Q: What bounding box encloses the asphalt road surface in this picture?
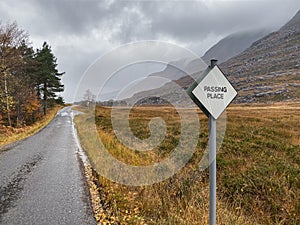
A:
[0,107,96,225]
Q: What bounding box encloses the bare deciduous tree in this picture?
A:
[83,89,96,109]
[0,21,28,126]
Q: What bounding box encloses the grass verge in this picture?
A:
[74,102,300,225]
[0,105,64,149]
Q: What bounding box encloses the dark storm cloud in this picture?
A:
[1,0,299,102]
[0,0,126,37]
[19,0,115,36]
[2,0,298,44]
[2,0,299,40]
[113,0,300,43]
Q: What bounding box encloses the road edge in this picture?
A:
[0,105,64,153]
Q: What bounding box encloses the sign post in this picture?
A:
[209,114,217,225]
[187,59,237,225]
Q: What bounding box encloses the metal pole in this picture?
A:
[209,115,217,225]
[209,58,218,225]
[210,58,218,68]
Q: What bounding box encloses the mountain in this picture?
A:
[148,28,270,81]
[118,10,300,106]
[149,57,206,81]
[202,29,271,64]
[220,10,300,103]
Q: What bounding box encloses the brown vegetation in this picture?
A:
[75,102,300,224]
[0,21,64,128]
[0,105,63,148]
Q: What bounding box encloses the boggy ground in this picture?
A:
[75,102,300,225]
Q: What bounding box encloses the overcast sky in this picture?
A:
[0,0,299,102]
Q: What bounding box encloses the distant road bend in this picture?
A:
[0,107,96,225]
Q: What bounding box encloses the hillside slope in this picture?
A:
[116,10,300,105]
[149,58,206,81]
[220,10,300,103]
[202,29,270,64]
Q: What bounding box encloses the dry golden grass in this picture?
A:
[75,102,300,225]
[0,105,64,148]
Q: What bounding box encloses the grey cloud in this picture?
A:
[0,0,124,37]
[3,0,298,44]
[110,5,153,43]
[1,0,299,102]
[27,0,110,36]
[113,0,300,43]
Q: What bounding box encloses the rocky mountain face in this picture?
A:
[118,10,300,106]
[202,29,271,64]
[220,10,300,103]
[147,28,270,82]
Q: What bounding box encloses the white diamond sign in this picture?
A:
[192,65,237,119]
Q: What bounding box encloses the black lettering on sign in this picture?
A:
[207,93,224,99]
[204,85,227,99]
[204,86,227,93]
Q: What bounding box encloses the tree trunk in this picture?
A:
[16,99,20,127]
[4,74,12,127]
[43,82,47,115]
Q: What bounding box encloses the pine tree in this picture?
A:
[13,40,40,126]
[35,42,64,115]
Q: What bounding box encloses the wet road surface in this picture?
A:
[0,107,96,225]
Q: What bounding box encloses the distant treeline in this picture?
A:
[0,22,64,127]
